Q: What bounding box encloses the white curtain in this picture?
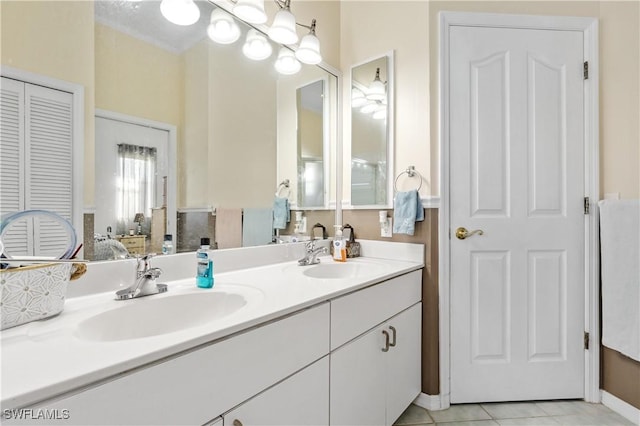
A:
[116,144,156,234]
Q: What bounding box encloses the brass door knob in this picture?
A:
[455,227,484,240]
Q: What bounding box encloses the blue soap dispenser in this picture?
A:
[196,237,214,288]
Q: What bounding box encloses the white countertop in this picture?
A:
[1,250,423,409]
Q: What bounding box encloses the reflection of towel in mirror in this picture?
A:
[243,208,273,247]
[392,190,424,236]
[216,208,243,249]
[273,197,290,230]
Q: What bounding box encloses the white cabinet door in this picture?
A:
[330,303,422,426]
[224,356,329,426]
[385,304,422,425]
[330,325,386,426]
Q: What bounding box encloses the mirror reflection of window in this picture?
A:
[116,144,156,235]
[297,79,325,208]
[350,54,392,207]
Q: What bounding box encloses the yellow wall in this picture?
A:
[95,24,183,128]
[0,0,96,205]
[340,1,431,200]
[340,0,640,200]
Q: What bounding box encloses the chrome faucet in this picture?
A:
[298,240,328,266]
[115,254,168,300]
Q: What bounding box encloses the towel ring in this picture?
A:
[275,179,291,197]
[394,166,423,192]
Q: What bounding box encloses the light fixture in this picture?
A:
[160,0,200,26]
[207,9,241,44]
[274,47,301,75]
[268,0,298,45]
[133,213,145,235]
[352,87,367,108]
[233,0,267,24]
[295,19,321,65]
[367,67,386,101]
[360,101,379,114]
[243,29,273,60]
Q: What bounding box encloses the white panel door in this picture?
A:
[449,26,585,402]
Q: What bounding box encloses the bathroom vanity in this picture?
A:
[1,241,423,426]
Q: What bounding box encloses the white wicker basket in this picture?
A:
[0,262,85,330]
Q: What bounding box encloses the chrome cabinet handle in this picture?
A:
[389,326,397,347]
[382,330,390,352]
[455,227,484,240]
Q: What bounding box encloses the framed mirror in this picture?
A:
[0,0,338,260]
[349,52,394,208]
[297,78,329,209]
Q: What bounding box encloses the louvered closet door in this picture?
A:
[0,77,27,254]
[25,84,73,257]
[0,78,73,257]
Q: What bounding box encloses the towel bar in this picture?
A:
[275,179,291,197]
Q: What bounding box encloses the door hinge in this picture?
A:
[584,331,590,350]
[584,197,590,215]
[584,61,589,80]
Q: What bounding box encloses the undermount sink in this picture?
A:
[75,291,249,342]
[302,261,386,279]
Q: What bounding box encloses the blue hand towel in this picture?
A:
[272,197,290,230]
[392,190,424,235]
[243,208,274,247]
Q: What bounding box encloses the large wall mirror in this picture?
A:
[0,0,338,261]
[349,52,394,208]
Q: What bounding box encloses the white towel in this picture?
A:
[598,199,640,362]
[392,190,425,235]
[242,208,273,247]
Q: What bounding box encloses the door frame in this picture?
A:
[1,65,85,257]
[438,12,600,408]
[95,109,178,244]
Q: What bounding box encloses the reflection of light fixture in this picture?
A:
[243,29,273,60]
[360,101,379,114]
[268,0,298,45]
[160,0,200,26]
[295,19,321,64]
[207,9,241,44]
[367,67,386,101]
[133,213,145,235]
[274,47,301,75]
[352,87,367,108]
[233,0,267,24]
[372,104,387,120]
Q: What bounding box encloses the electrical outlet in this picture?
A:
[300,217,307,233]
[381,218,393,238]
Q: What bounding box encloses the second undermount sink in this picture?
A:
[302,260,387,279]
[75,290,252,342]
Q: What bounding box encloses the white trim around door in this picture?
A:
[1,65,85,257]
[438,12,600,408]
[95,109,178,244]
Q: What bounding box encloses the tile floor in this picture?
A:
[394,401,635,426]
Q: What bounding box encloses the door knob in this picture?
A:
[455,227,484,240]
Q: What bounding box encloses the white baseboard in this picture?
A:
[413,393,449,411]
[601,390,640,425]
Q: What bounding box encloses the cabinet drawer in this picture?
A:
[223,356,329,426]
[330,270,421,350]
[119,237,144,248]
[22,303,330,426]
